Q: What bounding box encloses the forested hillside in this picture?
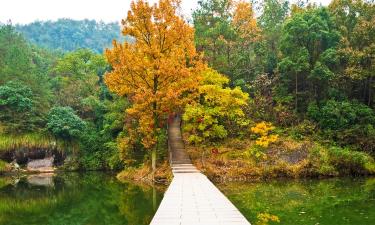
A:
[16,19,122,53]
[0,24,124,171]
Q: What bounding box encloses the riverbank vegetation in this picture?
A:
[0,0,374,181]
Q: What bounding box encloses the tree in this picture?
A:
[329,0,375,106]
[47,107,86,141]
[51,49,107,119]
[0,24,55,131]
[183,68,249,164]
[231,1,262,82]
[278,7,341,112]
[193,0,234,77]
[104,0,202,174]
[193,0,262,84]
[0,81,33,132]
[258,0,289,75]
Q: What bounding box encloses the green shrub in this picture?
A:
[308,144,338,176]
[328,147,375,175]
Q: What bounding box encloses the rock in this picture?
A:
[10,160,20,171]
[27,157,55,172]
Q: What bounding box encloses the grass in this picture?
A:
[0,133,68,153]
[0,160,9,174]
[117,161,173,185]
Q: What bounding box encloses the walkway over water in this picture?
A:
[150,117,250,225]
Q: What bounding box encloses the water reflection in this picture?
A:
[218,177,375,225]
[26,173,54,187]
[0,172,164,225]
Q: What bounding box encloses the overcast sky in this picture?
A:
[1,0,332,25]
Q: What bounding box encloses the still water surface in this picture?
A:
[0,172,164,225]
[218,177,375,225]
[1,173,374,225]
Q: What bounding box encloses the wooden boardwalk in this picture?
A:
[150,116,250,225]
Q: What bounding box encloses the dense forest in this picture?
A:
[15,19,123,53]
[1,0,374,180]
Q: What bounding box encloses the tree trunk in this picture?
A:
[295,72,298,112]
[368,76,373,106]
[151,147,156,181]
[152,75,158,181]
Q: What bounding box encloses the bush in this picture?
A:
[308,100,375,130]
[79,124,125,171]
[289,120,317,140]
[327,147,375,175]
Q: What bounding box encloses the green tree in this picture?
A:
[47,107,86,141]
[193,0,262,84]
[278,7,341,112]
[329,0,375,106]
[258,0,289,75]
[0,81,33,132]
[50,49,107,119]
[0,24,55,131]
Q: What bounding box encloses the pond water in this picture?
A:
[1,173,374,225]
[0,172,164,225]
[217,177,375,225]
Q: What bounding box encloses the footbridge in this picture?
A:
[150,116,251,225]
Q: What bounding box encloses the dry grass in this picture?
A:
[117,160,173,185]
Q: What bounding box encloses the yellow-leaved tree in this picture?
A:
[183,68,249,165]
[104,0,202,174]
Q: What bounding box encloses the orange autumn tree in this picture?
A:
[104,0,202,174]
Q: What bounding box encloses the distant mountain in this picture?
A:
[16,19,123,53]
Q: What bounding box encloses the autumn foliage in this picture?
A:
[104,0,202,151]
[250,122,278,148]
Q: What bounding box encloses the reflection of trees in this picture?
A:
[118,183,163,225]
[0,173,164,225]
[218,178,375,225]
